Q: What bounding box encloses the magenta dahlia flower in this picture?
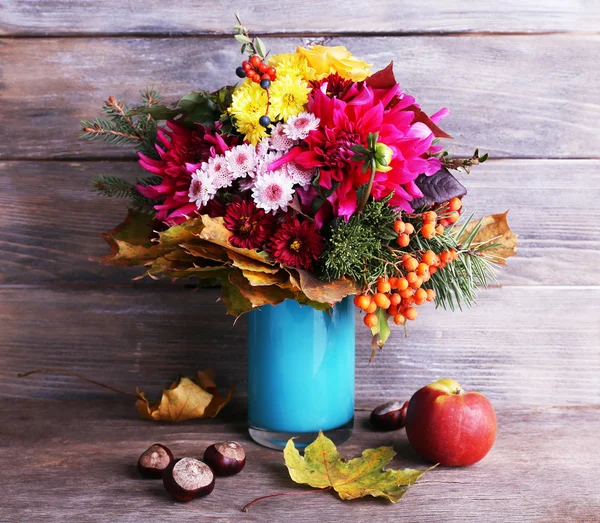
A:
[268,217,324,271]
[136,120,238,225]
[271,74,446,223]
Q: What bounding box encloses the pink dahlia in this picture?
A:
[271,73,447,223]
[136,120,238,225]
[268,217,324,271]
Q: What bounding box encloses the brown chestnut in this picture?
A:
[204,441,246,476]
[137,444,174,478]
[370,400,409,431]
[163,457,215,502]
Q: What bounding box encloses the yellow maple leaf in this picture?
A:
[136,369,234,422]
[284,431,429,502]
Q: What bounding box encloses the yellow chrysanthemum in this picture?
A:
[296,45,372,82]
[269,75,310,122]
[234,113,269,145]
[229,80,268,120]
[268,53,316,82]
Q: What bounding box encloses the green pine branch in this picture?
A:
[410,215,500,311]
[81,90,163,159]
[91,174,158,215]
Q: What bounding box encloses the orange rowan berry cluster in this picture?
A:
[355,197,465,333]
[437,197,463,228]
[354,253,440,328]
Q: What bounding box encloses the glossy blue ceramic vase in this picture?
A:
[247,297,355,450]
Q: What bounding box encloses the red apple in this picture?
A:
[405,378,496,466]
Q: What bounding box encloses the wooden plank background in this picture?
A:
[1,2,600,522]
[1,3,599,407]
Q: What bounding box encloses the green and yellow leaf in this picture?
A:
[284,431,428,502]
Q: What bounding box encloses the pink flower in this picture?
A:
[271,75,446,222]
[136,120,238,225]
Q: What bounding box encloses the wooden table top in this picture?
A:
[2,398,599,522]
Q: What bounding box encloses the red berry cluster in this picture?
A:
[242,55,277,85]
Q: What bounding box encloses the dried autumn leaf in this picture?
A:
[293,269,358,306]
[229,270,295,309]
[459,211,518,265]
[227,250,279,273]
[199,215,271,263]
[100,211,159,266]
[136,369,234,422]
[284,431,428,503]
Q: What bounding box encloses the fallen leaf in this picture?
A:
[284,431,428,502]
[136,370,234,422]
[459,211,518,265]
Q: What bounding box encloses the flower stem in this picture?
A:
[357,159,377,214]
[242,487,331,512]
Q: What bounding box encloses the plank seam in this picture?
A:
[1,30,600,39]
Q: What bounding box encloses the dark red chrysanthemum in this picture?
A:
[268,217,324,271]
[223,200,275,250]
[310,73,354,100]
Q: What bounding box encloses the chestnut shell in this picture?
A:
[370,400,409,431]
[203,441,246,476]
[162,457,215,502]
[137,443,174,479]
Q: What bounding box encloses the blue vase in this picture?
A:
[247,296,355,450]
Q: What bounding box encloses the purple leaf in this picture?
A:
[410,167,467,208]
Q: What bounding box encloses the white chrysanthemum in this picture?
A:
[225,143,258,179]
[188,168,218,209]
[205,155,233,189]
[252,169,295,213]
[286,162,317,187]
[269,122,298,152]
[256,137,270,158]
[283,112,320,140]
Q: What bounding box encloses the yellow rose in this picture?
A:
[296,45,372,82]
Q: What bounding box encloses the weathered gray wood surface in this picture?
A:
[3,287,599,406]
[0,398,598,523]
[2,0,599,35]
[2,159,598,285]
[0,2,599,520]
[1,35,599,160]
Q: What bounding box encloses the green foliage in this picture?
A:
[81,89,162,159]
[91,174,159,215]
[126,86,241,137]
[234,13,269,58]
[319,197,399,283]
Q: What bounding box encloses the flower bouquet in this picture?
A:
[83,17,516,448]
